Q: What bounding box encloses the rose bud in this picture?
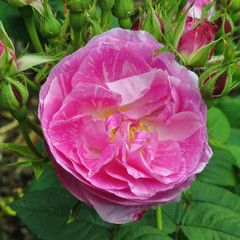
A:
[112,0,135,29]
[221,0,240,12]
[98,0,115,30]
[40,3,61,44]
[199,65,232,98]
[184,16,199,33]
[215,15,234,35]
[81,18,101,43]
[183,0,215,19]
[177,20,218,66]
[132,3,164,41]
[67,0,92,12]
[0,77,28,119]
[0,41,17,76]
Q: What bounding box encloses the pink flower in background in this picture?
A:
[184,0,214,19]
[178,20,218,65]
[0,41,17,75]
[0,41,17,65]
[39,28,212,224]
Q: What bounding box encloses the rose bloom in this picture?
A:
[183,0,214,19]
[39,29,212,224]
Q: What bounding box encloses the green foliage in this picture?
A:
[207,106,230,144]
[112,225,173,240]
[10,188,114,240]
[0,143,35,157]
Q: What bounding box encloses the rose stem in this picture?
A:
[19,6,44,53]
[18,120,43,158]
[33,63,53,84]
[73,28,81,51]
[25,117,44,138]
[155,206,163,230]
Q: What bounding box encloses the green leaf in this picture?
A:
[181,203,240,240]
[227,128,240,145]
[216,96,240,129]
[190,181,240,212]
[226,145,240,167]
[28,169,62,192]
[10,188,114,240]
[197,145,239,186]
[208,136,228,150]
[0,20,15,52]
[8,158,39,167]
[122,209,177,235]
[17,54,57,72]
[162,200,183,225]
[207,107,230,144]
[173,2,193,49]
[0,2,28,42]
[0,143,35,157]
[113,225,173,240]
[32,161,44,180]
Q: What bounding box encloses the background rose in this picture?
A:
[39,28,212,224]
[183,0,214,19]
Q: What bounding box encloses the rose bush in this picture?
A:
[38,28,212,224]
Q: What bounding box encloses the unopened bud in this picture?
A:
[140,3,164,41]
[221,0,240,12]
[82,18,101,43]
[67,0,92,13]
[40,4,61,40]
[177,20,218,66]
[199,65,232,98]
[112,0,134,29]
[98,0,115,11]
[0,77,28,119]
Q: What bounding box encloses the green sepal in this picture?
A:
[67,0,92,13]
[200,64,233,98]
[0,80,20,111]
[0,21,15,52]
[112,0,134,19]
[17,54,57,72]
[186,37,224,67]
[98,0,115,12]
[141,0,162,41]
[67,201,82,224]
[5,76,29,106]
[173,1,193,49]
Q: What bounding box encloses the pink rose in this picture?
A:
[183,0,214,19]
[39,29,212,224]
[177,20,218,66]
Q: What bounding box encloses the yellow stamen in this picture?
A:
[110,128,117,144]
[129,120,147,142]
